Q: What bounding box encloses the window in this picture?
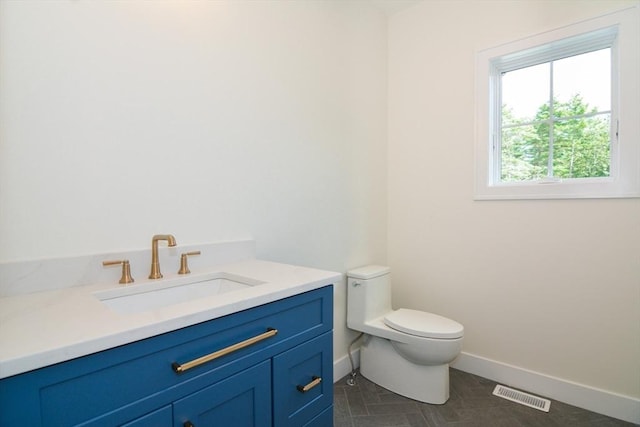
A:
[501,47,612,182]
[474,6,639,200]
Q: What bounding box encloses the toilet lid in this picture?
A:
[384,309,464,339]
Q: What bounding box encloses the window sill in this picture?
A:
[474,178,640,200]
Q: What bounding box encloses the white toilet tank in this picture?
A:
[347,265,392,330]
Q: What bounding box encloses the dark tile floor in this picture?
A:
[333,369,638,427]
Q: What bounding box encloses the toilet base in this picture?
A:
[360,335,450,404]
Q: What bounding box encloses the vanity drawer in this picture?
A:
[272,331,333,427]
[1,286,332,427]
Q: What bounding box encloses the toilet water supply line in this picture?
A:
[346,332,364,386]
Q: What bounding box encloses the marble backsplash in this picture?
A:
[0,240,255,298]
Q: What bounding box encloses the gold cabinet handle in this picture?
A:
[172,328,278,374]
[297,376,322,393]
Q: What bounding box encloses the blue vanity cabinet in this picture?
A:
[0,286,333,427]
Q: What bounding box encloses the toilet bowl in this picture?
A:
[347,265,463,404]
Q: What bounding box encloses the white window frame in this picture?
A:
[474,6,640,200]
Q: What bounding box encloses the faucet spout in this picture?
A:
[149,234,177,279]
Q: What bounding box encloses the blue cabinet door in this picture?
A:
[272,332,333,427]
[173,360,272,427]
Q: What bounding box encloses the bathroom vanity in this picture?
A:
[0,241,339,426]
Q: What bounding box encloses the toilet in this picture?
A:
[347,265,464,404]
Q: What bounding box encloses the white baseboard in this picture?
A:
[333,348,360,383]
[451,351,640,425]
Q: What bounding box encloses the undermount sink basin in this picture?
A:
[94,272,265,314]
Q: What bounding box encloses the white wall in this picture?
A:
[0,0,387,362]
[388,0,640,401]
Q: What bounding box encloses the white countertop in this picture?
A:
[0,259,341,379]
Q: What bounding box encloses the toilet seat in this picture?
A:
[384,309,464,339]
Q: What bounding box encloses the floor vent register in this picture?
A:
[493,384,551,412]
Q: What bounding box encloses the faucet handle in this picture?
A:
[103,259,135,284]
[178,251,201,275]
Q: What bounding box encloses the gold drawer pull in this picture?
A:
[297,376,322,393]
[172,328,278,374]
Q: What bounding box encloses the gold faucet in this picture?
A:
[178,251,201,275]
[149,234,177,279]
[102,259,135,284]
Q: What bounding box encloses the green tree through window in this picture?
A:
[501,95,610,182]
